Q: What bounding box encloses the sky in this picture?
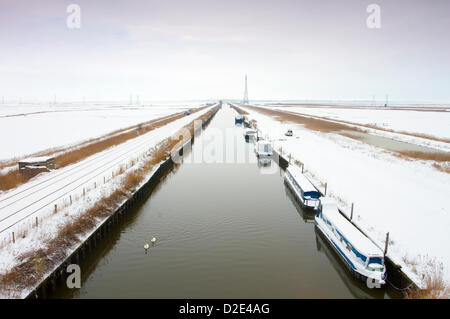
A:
[0,0,449,103]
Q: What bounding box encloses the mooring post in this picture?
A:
[36,216,38,227]
[384,232,390,255]
[301,163,304,173]
[324,183,328,196]
[350,203,354,220]
[70,195,72,205]
[12,232,15,243]
[54,204,57,213]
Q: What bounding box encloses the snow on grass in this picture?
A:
[263,104,450,148]
[243,107,450,289]
[0,102,202,161]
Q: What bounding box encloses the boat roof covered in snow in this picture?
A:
[319,197,383,257]
[286,165,318,194]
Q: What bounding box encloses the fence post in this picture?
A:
[301,163,304,173]
[350,203,354,220]
[70,195,72,205]
[54,204,57,213]
[324,183,328,196]
[36,217,38,227]
[83,188,85,197]
[384,232,390,255]
[12,232,15,243]
[104,176,106,184]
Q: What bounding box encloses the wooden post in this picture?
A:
[36,217,38,227]
[350,203,354,220]
[324,183,328,196]
[94,182,96,189]
[384,232,390,255]
[70,195,72,205]
[12,232,15,243]
[289,154,291,163]
[104,176,106,184]
[83,188,85,197]
[54,204,57,213]
[301,163,304,173]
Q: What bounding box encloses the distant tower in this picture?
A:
[243,75,249,104]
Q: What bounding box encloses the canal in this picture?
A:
[51,104,400,298]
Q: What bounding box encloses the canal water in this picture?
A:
[339,129,448,154]
[51,105,400,298]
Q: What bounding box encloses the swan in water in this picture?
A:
[151,237,156,244]
[144,243,149,250]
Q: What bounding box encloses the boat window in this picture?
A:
[304,191,319,199]
[368,257,384,265]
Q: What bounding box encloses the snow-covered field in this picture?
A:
[243,106,450,287]
[261,104,450,142]
[0,105,214,298]
[0,102,202,161]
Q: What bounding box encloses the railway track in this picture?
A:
[0,106,213,237]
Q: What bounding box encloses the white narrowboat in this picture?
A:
[315,197,387,287]
[284,165,320,210]
[244,129,258,142]
[255,141,273,157]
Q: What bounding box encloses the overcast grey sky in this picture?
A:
[1,0,449,102]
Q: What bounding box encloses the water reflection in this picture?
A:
[284,181,315,224]
[257,157,272,167]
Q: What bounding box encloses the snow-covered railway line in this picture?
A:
[0,107,212,240]
[0,133,162,234]
[0,111,185,206]
[0,112,184,209]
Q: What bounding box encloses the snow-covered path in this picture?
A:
[0,106,213,242]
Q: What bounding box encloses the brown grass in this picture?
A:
[0,168,49,191]
[242,104,365,134]
[230,104,249,115]
[0,106,219,297]
[433,163,450,173]
[393,151,450,163]
[404,260,450,299]
[0,108,207,192]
